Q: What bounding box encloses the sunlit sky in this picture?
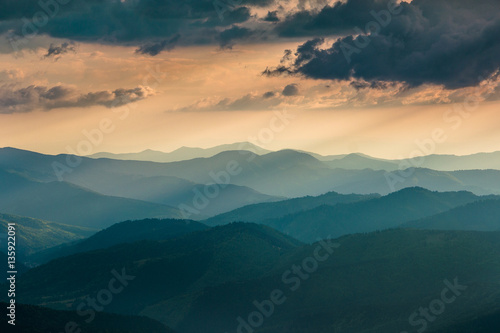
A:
[0,0,499,159]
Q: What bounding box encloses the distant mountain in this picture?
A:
[88,142,272,162]
[32,218,209,264]
[318,151,500,171]
[324,153,400,170]
[0,213,94,263]
[0,302,174,333]
[399,151,500,171]
[87,148,500,171]
[405,198,500,231]
[16,223,302,324]
[0,168,182,229]
[63,174,281,218]
[15,227,500,333]
[294,150,348,161]
[205,191,380,226]
[331,167,500,196]
[255,187,492,242]
[321,151,500,171]
[3,147,500,198]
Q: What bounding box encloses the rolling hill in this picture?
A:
[405,198,500,231]
[32,218,209,264]
[3,147,500,199]
[63,174,281,218]
[12,226,500,333]
[324,153,400,170]
[169,230,500,333]
[0,168,183,229]
[399,151,500,171]
[250,187,494,242]
[0,213,95,263]
[88,142,271,162]
[204,190,380,226]
[0,302,174,333]
[15,223,302,320]
[431,308,500,333]
[88,147,500,172]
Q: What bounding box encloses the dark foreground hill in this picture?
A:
[12,224,500,333]
[0,213,94,263]
[15,223,302,319]
[171,230,500,333]
[0,302,174,333]
[431,308,500,333]
[32,218,209,264]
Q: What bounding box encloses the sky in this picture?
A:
[0,0,499,159]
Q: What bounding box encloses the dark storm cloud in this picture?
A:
[350,80,396,90]
[262,91,276,98]
[0,84,154,113]
[275,0,392,37]
[2,0,275,54]
[263,11,280,22]
[265,0,500,89]
[135,34,180,56]
[44,41,75,59]
[218,26,255,49]
[282,84,299,96]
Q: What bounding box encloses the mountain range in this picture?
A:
[3,147,500,202]
[206,187,499,242]
[2,144,500,332]
[88,142,272,162]
[0,168,182,229]
[9,223,500,333]
[87,143,500,171]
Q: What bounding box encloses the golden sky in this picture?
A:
[1,0,499,158]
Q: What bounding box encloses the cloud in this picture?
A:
[282,83,300,96]
[265,0,500,89]
[0,84,155,113]
[170,75,500,113]
[135,34,181,56]
[0,69,24,82]
[1,0,275,54]
[263,11,280,22]
[274,0,391,37]
[263,91,276,98]
[44,42,76,59]
[350,80,397,90]
[218,25,255,49]
[170,91,286,112]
